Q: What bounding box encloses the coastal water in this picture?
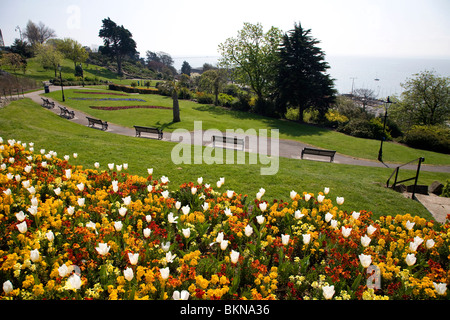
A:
[173,55,450,97]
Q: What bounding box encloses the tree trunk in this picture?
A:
[117,55,123,76]
[172,89,180,123]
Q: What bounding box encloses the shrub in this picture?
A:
[402,125,450,154]
[195,92,214,105]
[108,84,159,95]
[338,118,392,141]
[442,180,450,198]
[218,93,235,107]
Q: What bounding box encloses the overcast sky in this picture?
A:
[1,0,450,59]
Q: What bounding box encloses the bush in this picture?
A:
[108,84,159,95]
[195,92,214,105]
[402,125,450,154]
[218,93,235,107]
[337,118,392,141]
[442,180,450,198]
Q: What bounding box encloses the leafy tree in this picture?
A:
[275,22,335,122]
[199,69,227,106]
[98,17,137,75]
[393,70,449,127]
[23,20,56,47]
[54,38,89,70]
[10,39,33,58]
[218,22,282,113]
[181,61,192,76]
[35,43,63,77]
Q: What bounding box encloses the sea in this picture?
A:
[173,55,450,98]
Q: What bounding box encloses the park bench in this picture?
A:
[134,126,163,140]
[213,135,245,151]
[301,147,336,162]
[58,106,75,119]
[41,98,55,109]
[87,117,108,131]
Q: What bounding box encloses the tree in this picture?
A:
[35,43,63,77]
[218,22,282,113]
[23,20,56,47]
[199,69,227,106]
[181,61,192,76]
[275,22,335,122]
[396,70,449,127]
[55,38,89,70]
[98,17,137,75]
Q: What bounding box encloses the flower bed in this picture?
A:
[89,106,171,111]
[73,91,128,96]
[0,137,449,300]
[69,97,146,102]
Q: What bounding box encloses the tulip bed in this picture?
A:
[0,137,449,300]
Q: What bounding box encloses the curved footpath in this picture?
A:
[13,86,450,222]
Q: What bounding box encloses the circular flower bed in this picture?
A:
[0,137,449,300]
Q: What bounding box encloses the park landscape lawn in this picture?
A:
[43,88,450,166]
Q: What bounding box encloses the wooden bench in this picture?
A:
[301,147,336,162]
[87,117,108,131]
[213,135,245,151]
[134,126,163,140]
[41,98,55,109]
[58,106,75,119]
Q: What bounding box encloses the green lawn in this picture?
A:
[1,98,448,220]
[44,88,450,166]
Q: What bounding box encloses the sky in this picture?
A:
[1,0,450,60]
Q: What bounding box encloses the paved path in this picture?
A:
[25,86,450,173]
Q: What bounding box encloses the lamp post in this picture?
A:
[58,64,65,102]
[377,96,392,163]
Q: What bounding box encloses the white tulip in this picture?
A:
[122,196,131,206]
[16,221,27,233]
[160,267,170,280]
[30,249,40,262]
[317,194,325,203]
[224,207,232,216]
[181,205,190,215]
[175,201,181,210]
[197,177,203,184]
[256,215,265,225]
[95,243,110,256]
[259,202,267,212]
[244,224,253,237]
[58,264,69,277]
[77,198,85,207]
[336,197,344,205]
[16,211,26,222]
[325,212,333,222]
[367,225,377,235]
[352,211,360,220]
[67,274,82,290]
[114,221,123,231]
[124,267,134,281]
[341,226,352,238]
[220,240,229,250]
[294,210,304,219]
[358,254,372,268]
[227,190,234,198]
[46,230,55,241]
[426,239,435,249]
[230,250,240,264]
[304,194,311,201]
[281,234,290,246]
[361,235,371,247]
[405,220,415,230]
[191,187,197,195]
[161,190,169,199]
[118,207,127,217]
[324,187,330,195]
[173,290,190,300]
[433,282,447,295]
[290,190,297,200]
[182,228,191,238]
[143,228,151,238]
[3,280,13,294]
[322,285,335,300]
[405,253,416,266]
[128,252,139,265]
[302,233,311,245]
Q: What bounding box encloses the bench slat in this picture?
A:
[301,147,336,162]
[134,126,163,140]
[87,117,108,131]
[212,135,244,150]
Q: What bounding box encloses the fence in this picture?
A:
[386,157,425,200]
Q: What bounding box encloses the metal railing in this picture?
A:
[386,157,425,200]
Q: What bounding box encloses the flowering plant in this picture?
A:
[0,137,449,300]
[89,106,171,111]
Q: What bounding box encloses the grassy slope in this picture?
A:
[1,98,448,220]
[44,89,450,166]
